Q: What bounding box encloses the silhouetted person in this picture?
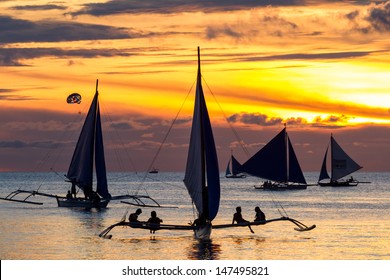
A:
[66,190,72,200]
[232,206,254,233]
[254,206,266,222]
[71,182,77,198]
[129,208,142,222]
[147,211,163,233]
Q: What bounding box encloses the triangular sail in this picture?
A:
[95,100,110,198]
[318,146,330,182]
[225,159,232,176]
[66,90,97,195]
[331,136,362,181]
[287,137,307,184]
[183,47,220,222]
[241,128,287,182]
[231,155,242,176]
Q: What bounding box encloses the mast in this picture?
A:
[285,124,288,183]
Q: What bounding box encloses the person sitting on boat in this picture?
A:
[147,211,163,234]
[66,190,73,200]
[129,208,143,223]
[254,206,266,222]
[192,213,207,229]
[232,206,254,233]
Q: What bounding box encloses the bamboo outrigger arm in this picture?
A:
[98,216,315,239]
[0,189,59,205]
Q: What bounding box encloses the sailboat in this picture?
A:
[1,80,163,208]
[98,48,315,239]
[240,127,307,190]
[225,154,246,178]
[56,80,110,208]
[318,134,362,187]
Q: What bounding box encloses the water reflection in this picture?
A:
[188,238,221,260]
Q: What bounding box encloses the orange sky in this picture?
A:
[1,0,390,172]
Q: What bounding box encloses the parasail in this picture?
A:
[67,93,82,104]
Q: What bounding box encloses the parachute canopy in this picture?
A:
[67,93,82,104]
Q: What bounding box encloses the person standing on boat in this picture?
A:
[66,190,73,200]
[129,208,143,223]
[232,206,254,233]
[147,211,163,234]
[254,206,266,222]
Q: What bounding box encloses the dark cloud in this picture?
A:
[73,0,304,16]
[238,51,373,62]
[311,115,351,129]
[227,113,354,129]
[0,47,133,66]
[366,1,390,32]
[10,4,67,11]
[0,15,133,44]
[0,140,61,149]
[228,113,283,126]
[0,94,39,101]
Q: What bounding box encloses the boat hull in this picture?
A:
[194,223,212,240]
[56,197,110,208]
[319,181,358,187]
[225,174,246,179]
[255,183,307,191]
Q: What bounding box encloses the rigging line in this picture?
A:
[49,94,91,174]
[98,95,141,178]
[201,76,251,159]
[134,79,196,195]
[269,190,289,217]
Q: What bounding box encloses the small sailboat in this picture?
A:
[318,134,362,187]
[240,127,307,190]
[99,48,315,239]
[225,154,246,178]
[148,168,159,174]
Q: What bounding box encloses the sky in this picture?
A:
[1,0,390,174]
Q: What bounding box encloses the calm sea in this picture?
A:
[0,172,389,260]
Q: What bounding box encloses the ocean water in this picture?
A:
[0,172,389,260]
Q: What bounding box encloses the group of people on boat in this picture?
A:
[232,206,266,233]
[127,206,266,234]
[128,208,163,234]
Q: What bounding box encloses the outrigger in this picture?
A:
[0,189,166,208]
[99,216,315,239]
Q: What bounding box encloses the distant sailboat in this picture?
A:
[225,154,246,178]
[318,134,362,187]
[240,127,307,190]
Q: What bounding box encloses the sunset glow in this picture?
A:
[1,0,390,172]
